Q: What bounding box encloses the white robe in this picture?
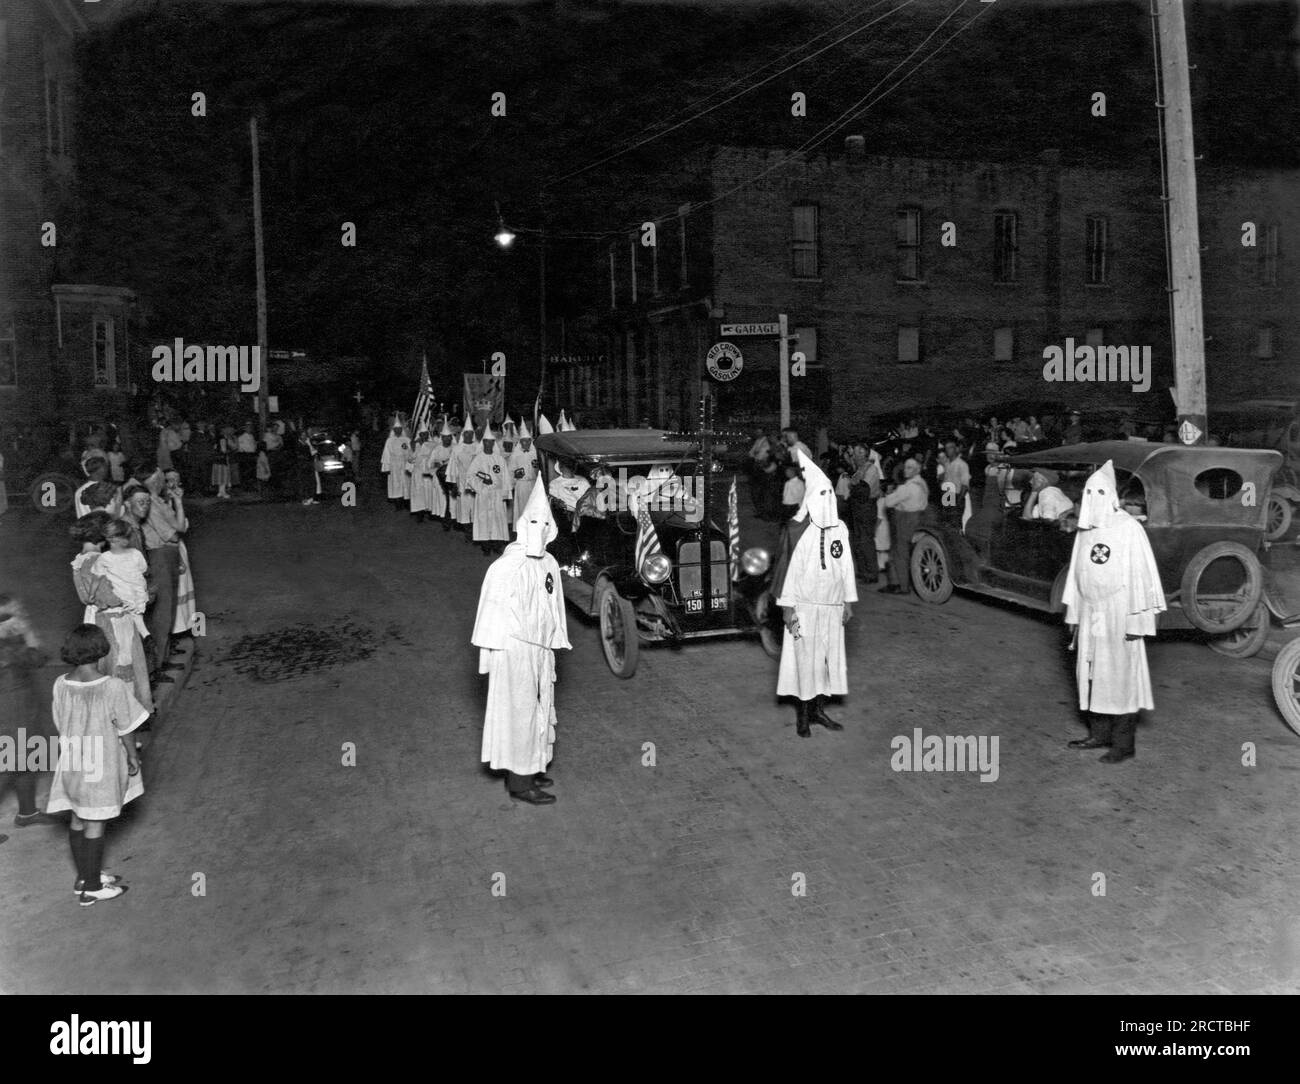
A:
[776,520,857,699]
[426,442,452,517]
[508,446,540,520]
[408,440,439,514]
[447,441,479,524]
[1061,515,1165,714]
[473,547,571,775]
[380,434,411,500]
[467,449,511,541]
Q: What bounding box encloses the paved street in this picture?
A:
[2,479,1299,995]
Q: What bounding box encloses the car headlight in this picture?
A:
[641,553,672,584]
[741,547,770,576]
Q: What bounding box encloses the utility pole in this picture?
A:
[250,115,269,433]
[1154,0,1207,445]
[778,312,790,429]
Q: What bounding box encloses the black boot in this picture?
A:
[1068,713,1114,749]
[795,699,811,737]
[808,696,844,731]
[1100,714,1136,763]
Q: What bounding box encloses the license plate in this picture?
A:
[685,598,703,613]
[711,596,728,611]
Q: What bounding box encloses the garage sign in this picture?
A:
[706,341,744,382]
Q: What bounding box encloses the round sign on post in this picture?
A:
[706,341,744,382]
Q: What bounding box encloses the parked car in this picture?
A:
[304,428,348,496]
[533,428,780,678]
[906,441,1283,656]
[1210,399,1300,541]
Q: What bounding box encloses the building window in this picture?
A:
[0,321,16,386]
[1085,215,1109,285]
[792,203,819,278]
[1085,327,1105,348]
[1258,224,1279,287]
[1255,325,1276,359]
[993,326,1014,363]
[993,211,1019,283]
[897,326,920,364]
[792,326,818,364]
[93,316,116,387]
[896,207,922,282]
[43,55,66,158]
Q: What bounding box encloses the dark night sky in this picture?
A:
[66,0,1299,399]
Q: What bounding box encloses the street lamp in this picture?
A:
[493,201,545,411]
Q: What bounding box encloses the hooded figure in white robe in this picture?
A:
[408,430,437,516]
[472,480,572,804]
[1061,459,1165,762]
[427,418,454,522]
[446,416,479,526]
[380,417,411,504]
[771,448,857,735]
[467,421,511,549]
[507,419,539,520]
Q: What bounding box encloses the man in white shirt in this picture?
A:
[880,458,929,595]
[781,427,813,463]
[1022,467,1074,522]
[548,462,591,515]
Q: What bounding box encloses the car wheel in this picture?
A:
[1178,541,1263,635]
[910,534,954,604]
[29,472,78,514]
[1265,494,1293,541]
[1271,636,1300,737]
[598,582,639,679]
[754,590,782,659]
[1208,602,1269,659]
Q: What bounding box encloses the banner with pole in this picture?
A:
[463,371,505,427]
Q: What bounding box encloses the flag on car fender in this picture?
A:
[728,475,741,581]
[633,493,662,574]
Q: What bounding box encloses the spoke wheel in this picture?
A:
[1265,494,1293,542]
[909,535,954,603]
[1271,636,1300,737]
[1208,602,1269,659]
[598,582,639,678]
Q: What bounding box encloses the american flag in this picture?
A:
[633,493,663,572]
[727,475,741,580]
[410,355,434,437]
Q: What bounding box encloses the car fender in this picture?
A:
[1272,483,1300,504]
[911,526,976,586]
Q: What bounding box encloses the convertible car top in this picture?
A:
[533,429,705,465]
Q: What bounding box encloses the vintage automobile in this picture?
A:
[1209,399,1300,541]
[532,428,780,678]
[907,441,1283,657]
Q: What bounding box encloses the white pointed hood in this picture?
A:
[792,447,839,528]
[1077,460,1122,530]
[514,472,557,557]
[439,417,453,437]
[517,419,532,440]
[537,414,554,435]
[558,410,569,430]
[482,420,496,442]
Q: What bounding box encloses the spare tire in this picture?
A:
[1179,540,1263,635]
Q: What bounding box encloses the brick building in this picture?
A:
[597,141,1299,435]
[0,0,137,453]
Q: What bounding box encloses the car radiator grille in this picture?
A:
[678,539,730,611]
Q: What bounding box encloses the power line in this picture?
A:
[543,0,918,191]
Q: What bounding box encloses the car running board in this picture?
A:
[965,583,1055,613]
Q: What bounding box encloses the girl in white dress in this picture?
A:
[46,625,147,906]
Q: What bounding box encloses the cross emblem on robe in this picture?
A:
[1090,543,1111,564]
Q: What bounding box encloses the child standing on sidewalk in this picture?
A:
[45,625,148,906]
